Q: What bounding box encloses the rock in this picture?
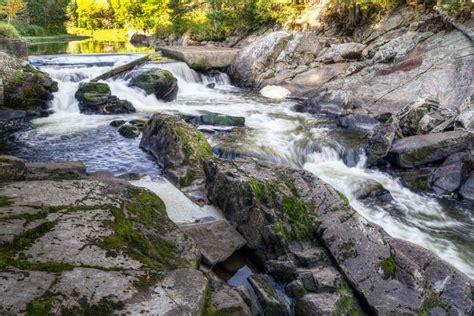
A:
[318,42,365,63]
[295,293,342,316]
[387,130,474,168]
[110,119,126,127]
[297,266,344,293]
[259,85,291,100]
[290,63,348,87]
[200,113,245,127]
[338,113,380,132]
[3,64,58,112]
[182,113,245,127]
[249,274,290,316]
[129,33,151,46]
[302,89,351,117]
[230,31,293,86]
[206,82,216,89]
[140,114,213,188]
[208,285,252,316]
[75,82,136,115]
[459,172,474,201]
[180,219,247,266]
[0,166,206,315]
[158,46,240,71]
[129,69,178,102]
[128,119,148,130]
[24,161,86,181]
[0,110,27,121]
[118,124,140,138]
[431,152,469,195]
[0,155,25,182]
[455,110,474,130]
[364,123,397,166]
[285,280,306,298]
[204,157,472,314]
[0,269,56,314]
[396,96,440,136]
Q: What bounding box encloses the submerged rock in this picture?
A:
[110,119,126,127]
[129,69,178,102]
[183,113,245,127]
[118,124,140,138]
[75,82,136,115]
[140,113,213,188]
[387,130,474,168]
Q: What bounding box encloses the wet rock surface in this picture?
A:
[129,69,178,102]
[140,113,213,191]
[75,82,136,115]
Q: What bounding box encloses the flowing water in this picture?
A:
[3,53,473,279]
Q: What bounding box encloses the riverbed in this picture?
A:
[3,48,473,279]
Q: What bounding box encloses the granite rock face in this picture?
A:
[0,160,212,315]
[204,157,473,315]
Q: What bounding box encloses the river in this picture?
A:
[4,45,473,279]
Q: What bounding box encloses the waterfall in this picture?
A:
[20,53,474,279]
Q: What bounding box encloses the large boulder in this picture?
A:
[3,62,58,114]
[140,114,213,189]
[300,89,352,117]
[229,31,293,87]
[204,157,473,314]
[317,42,365,63]
[387,130,474,168]
[129,69,178,102]
[75,82,135,115]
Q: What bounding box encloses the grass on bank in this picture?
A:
[0,22,21,39]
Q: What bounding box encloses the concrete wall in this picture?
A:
[0,38,28,59]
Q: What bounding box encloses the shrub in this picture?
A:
[11,22,48,36]
[0,22,21,38]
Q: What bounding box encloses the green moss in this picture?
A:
[202,286,217,316]
[179,169,196,187]
[0,196,13,207]
[282,196,314,240]
[335,284,363,316]
[337,191,350,205]
[161,70,177,82]
[381,256,396,279]
[0,221,58,270]
[410,178,431,191]
[339,242,357,260]
[173,122,212,163]
[100,188,181,274]
[402,147,432,165]
[417,290,446,316]
[26,292,53,316]
[248,178,265,203]
[61,298,124,315]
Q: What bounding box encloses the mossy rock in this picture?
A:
[140,114,213,187]
[129,69,178,102]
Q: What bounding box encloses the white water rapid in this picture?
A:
[14,53,473,279]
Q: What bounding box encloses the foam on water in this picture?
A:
[14,53,474,278]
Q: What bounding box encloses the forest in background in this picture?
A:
[0,0,471,41]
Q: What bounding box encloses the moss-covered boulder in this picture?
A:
[140,113,213,189]
[118,124,140,138]
[2,58,58,114]
[129,69,178,102]
[75,82,136,115]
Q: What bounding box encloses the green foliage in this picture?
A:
[11,21,48,36]
[0,21,20,38]
[381,256,396,279]
[26,292,54,316]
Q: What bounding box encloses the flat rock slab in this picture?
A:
[388,130,473,168]
[158,46,240,70]
[24,161,86,180]
[180,219,246,265]
[0,268,56,314]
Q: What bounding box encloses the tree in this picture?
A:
[1,0,26,23]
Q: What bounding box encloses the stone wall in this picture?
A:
[0,38,27,59]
